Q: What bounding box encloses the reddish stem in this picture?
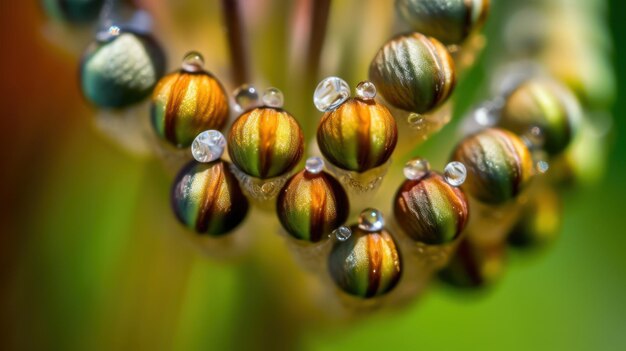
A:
[221,0,250,86]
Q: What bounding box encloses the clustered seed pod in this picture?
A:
[328,226,402,298]
[228,107,304,179]
[171,160,249,236]
[394,172,469,245]
[151,70,229,147]
[42,0,105,24]
[80,30,166,108]
[317,98,397,172]
[451,128,534,204]
[498,78,580,155]
[508,187,562,250]
[438,238,505,289]
[369,32,456,114]
[277,170,349,243]
[395,0,490,45]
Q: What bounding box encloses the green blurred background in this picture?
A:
[1,0,624,350]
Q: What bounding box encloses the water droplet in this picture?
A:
[333,226,352,241]
[474,107,497,126]
[261,182,275,194]
[532,150,550,175]
[407,113,424,128]
[355,81,376,100]
[262,87,284,108]
[181,51,205,73]
[521,125,545,150]
[444,161,467,187]
[358,208,384,232]
[96,25,121,42]
[191,130,226,163]
[473,98,504,126]
[313,77,350,112]
[404,158,430,180]
[108,25,120,36]
[234,84,259,112]
[474,108,491,126]
[305,157,324,174]
[536,160,549,174]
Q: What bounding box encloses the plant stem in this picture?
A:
[98,0,119,29]
[306,0,331,81]
[221,0,250,86]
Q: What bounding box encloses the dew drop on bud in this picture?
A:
[96,25,121,42]
[191,130,226,163]
[305,157,324,174]
[261,182,276,194]
[403,158,430,180]
[313,77,350,112]
[358,208,384,232]
[474,106,497,126]
[234,84,260,112]
[407,113,424,128]
[521,125,545,150]
[333,226,352,241]
[262,87,284,108]
[536,160,549,174]
[444,161,467,187]
[473,98,504,126]
[181,51,205,73]
[355,81,377,100]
